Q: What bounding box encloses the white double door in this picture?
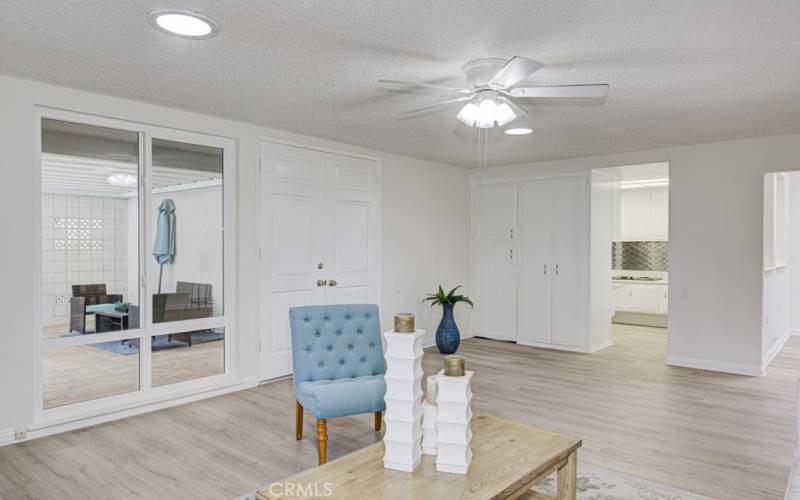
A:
[517,177,587,347]
[259,141,379,380]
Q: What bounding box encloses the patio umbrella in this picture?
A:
[153,199,176,293]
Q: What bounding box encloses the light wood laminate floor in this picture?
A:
[2,325,797,499]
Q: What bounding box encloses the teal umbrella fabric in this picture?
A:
[153,199,176,293]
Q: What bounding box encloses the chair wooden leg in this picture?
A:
[374,411,382,431]
[316,419,328,465]
[295,401,303,440]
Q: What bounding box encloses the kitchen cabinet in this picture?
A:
[613,282,668,315]
[657,284,668,314]
[620,186,668,241]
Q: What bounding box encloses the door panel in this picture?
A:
[550,177,588,347]
[472,242,516,341]
[261,143,327,379]
[517,181,552,344]
[625,284,660,313]
[472,183,517,241]
[323,153,378,304]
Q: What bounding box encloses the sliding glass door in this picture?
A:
[37,110,234,416]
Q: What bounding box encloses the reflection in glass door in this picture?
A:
[38,113,232,413]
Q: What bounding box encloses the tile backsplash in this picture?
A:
[613,241,668,271]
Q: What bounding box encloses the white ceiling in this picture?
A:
[2,1,800,168]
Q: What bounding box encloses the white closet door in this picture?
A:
[516,181,553,345]
[471,242,516,341]
[550,176,588,348]
[259,142,327,379]
[472,183,517,241]
[259,143,379,380]
[322,153,379,305]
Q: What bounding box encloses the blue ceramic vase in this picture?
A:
[436,303,460,354]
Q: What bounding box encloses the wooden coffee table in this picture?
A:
[257,414,580,500]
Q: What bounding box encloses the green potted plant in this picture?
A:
[423,285,473,354]
[114,301,130,313]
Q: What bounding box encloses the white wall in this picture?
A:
[475,133,800,376]
[0,74,470,436]
[379,156,472,346]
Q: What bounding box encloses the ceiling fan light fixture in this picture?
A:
[456,97,519,128]
[494,102,517,127]
[456,102,480,127]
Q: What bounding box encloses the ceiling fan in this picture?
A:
[379,56,609,129]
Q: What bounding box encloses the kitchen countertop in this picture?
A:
[612,278,668,285]
[611,271,668,285]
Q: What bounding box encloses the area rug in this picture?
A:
[235,461,714,500]
[88,330,224,355]
[531,461,715,500]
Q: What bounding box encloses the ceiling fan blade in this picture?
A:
[508,84,609,98]
[379,79,471,94]
[497,96,528,116]
[401,96,473,116]
[488,57,544,89]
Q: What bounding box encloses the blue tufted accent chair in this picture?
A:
[289,304,386,464]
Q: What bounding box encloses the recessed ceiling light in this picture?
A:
[504,127,535,136]
[148,10,219,39]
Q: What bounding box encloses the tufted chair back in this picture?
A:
[289,304,384,390]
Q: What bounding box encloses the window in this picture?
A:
[38,111,234,415]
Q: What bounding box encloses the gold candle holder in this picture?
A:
[394,313,415,333]
[443,355,466,377]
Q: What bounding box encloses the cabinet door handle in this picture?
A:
[317,279,327,287]
[555,264,559,276]
[510,228,514,239]
[328,279,337,287]
[509,249,513,260]
[543,264,547,275]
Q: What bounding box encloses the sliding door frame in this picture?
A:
[32,107,237,428]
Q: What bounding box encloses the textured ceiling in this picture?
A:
[2,1,800,168]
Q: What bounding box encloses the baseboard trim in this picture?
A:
[762,329,794,371]
[0,428,15,446]
[517,340,594,354]
[666,355,763,377]
[15,376,259,447]
[589,340,614,353]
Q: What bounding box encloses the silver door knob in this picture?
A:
[317,279,327,287]
[328,280,337,287]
